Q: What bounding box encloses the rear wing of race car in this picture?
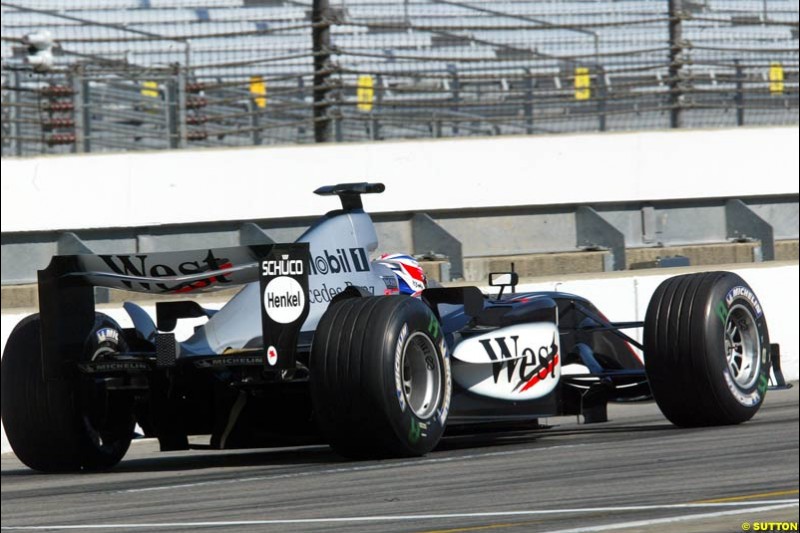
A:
[37,242,310,380]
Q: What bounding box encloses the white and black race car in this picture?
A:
[0,183,789,471]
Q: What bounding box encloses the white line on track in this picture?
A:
[120,443,589,494]
[1,500,796,530]
[547,503,800,533]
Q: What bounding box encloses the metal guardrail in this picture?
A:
[2,192,797,285]
[1,0,798,156]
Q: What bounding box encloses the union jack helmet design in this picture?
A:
[376,253,427,296]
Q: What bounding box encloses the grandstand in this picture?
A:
[1,0,798,155]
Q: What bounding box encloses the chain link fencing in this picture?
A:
[1,0,797,156]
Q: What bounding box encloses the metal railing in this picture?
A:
[2,0,798,157]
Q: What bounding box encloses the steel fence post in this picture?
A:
[312,0,333,142]
[448,64,460,135]
[523,69,534,134]
[735,59,745,127]
[668,0,685,128]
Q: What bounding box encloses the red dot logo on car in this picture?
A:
[267,346,278,366]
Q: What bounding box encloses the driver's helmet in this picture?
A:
[376,253,427,296]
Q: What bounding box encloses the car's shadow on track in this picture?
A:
[126,423,678,471]
[116,445,343,473]
[437,422,677,451]
[2,423,678,477]
[0,444,343,477]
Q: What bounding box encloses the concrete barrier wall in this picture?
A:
[2,261,796,455]
[2,126,798,233]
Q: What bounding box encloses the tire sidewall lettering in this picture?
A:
[89,326,123,361]
[713,282,769,408]
[388,303,450,449]
[394,323,409,413]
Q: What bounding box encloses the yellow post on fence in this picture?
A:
[769,62,784,95]
[250,76,267,108]
[357,74,374,112]
[574,67,591,101]
[141,81,159,98]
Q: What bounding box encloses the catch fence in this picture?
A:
[1,0,798,156]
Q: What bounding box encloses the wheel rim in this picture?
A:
[724,304,761,389]
[401,332,442,419]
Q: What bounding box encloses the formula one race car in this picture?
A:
[0,183,789,472]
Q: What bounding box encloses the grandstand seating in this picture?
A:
[1,0,797,154]
[3,0,794,72]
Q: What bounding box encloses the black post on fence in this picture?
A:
[668,0,684,128]
[523,69,534,134]
[250,100,262,145]
[72,67,91,153]
[176,68,187,149]
[166,77,180,149]
[297,76,307,139]
[334,116,343,142]
[9,71,21,156]
[312,0,333,143]
[371,74,382,141]
[597,66,607,132]
[735,59,745,126]
[448,64,460,135]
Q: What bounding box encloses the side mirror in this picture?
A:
[488,272,518,300]
[489,272,518,288]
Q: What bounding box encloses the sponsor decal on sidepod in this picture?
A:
[452,323,561,400]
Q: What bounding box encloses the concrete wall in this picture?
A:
[2,261,797,455]
[2,126,798,233]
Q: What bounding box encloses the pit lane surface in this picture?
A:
[2,385,798,533]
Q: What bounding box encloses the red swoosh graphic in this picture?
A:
[518,353,559,393]
[174,261,234,293]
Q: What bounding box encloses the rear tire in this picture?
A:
[1,314,134,472]
[310,296,451,458]
[644,272,770,427]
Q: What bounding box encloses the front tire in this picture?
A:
[310,296,451,458]
[644,272,770,427]
[1,314,134,472]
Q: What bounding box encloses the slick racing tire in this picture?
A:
[1,313,135,472]
[644,272,770,427]
[310,295,451,458]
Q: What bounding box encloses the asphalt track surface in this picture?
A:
[2,385,798,533]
